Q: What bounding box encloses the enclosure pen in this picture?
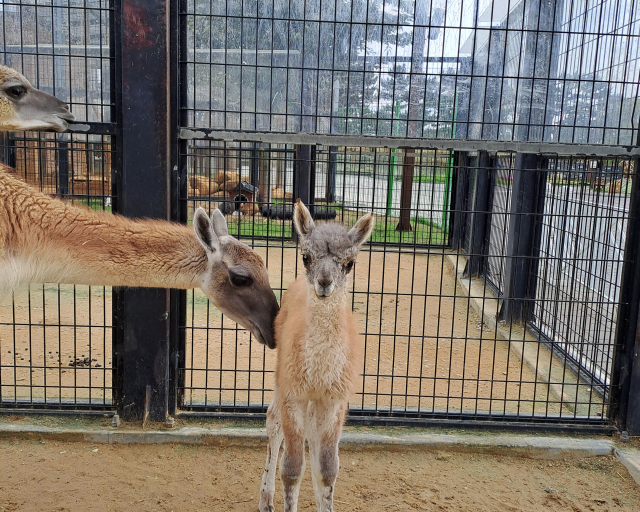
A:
[0,0,639,435]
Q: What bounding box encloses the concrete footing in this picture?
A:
[1,422,639,486]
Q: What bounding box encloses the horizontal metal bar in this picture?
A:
[179,128,640,157]
[177,410,615,434]
[0,404,115,414]
[66,122,118,135]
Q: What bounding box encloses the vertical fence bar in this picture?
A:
[168,0,187,417]
[56,134,69,196]
[465,150,492,277]
[612,157,640,435]
[499,153,546,322]
[4,133,16,169]
[250,143,259,187]
[114,0,171,422]
[294,145,314,210]
[327,146,337,203]
[450,151,469,250]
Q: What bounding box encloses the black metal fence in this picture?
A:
[1,0,640,434]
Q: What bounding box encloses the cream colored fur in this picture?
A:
[259,200,374,512]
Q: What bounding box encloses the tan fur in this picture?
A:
[0,67,23,118]
[259,201,373,512]
[274,278,363,402]
[0,65,280,347]
[0,165,279,346]
[0,165,205,289]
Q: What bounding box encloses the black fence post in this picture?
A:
[327,146,337,203]
[56,134,69,197]
[250,143,259,187]
[4,133,16,169]
[113,0,172,422]
[450,151,469,250]
[465,150,492,277]
[293,145,315,242]
[612,157,640,435]
[294,145,314,205]
[168,0,187,417]
[499,153,546,323]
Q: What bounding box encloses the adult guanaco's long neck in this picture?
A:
[1,170,207,290]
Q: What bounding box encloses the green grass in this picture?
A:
[225,216,293,239]
[395,173,450,184]
[73,197,111,213]
[338,209,447,245]
[186,206,447,245]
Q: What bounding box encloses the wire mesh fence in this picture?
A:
[0,0,114,124]
[177,143,634,423]
[0,0,638,429]
[181,0,640,146]
[0,132,114,409]
[531,156,632,390]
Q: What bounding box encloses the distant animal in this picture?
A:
[0,64,279,348]
[608,180,622,194]
[259,199,374,512]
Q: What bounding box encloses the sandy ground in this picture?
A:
[0,435,638,512]
[0,244,599,418]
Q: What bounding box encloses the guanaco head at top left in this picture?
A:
[0,65,75,132]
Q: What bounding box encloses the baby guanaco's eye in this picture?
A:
[344,261,354,273]
[302,254,311,267]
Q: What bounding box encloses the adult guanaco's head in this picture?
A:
[193,207,279,349]
[0,65,75,132]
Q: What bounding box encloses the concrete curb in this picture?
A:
[0,423,615,459]
[615,448,640,486]
[443,253,600,416]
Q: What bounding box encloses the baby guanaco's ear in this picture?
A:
[293,199,315,239]
[348,212,375,247]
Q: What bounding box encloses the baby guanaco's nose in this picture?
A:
[317,276,332,289]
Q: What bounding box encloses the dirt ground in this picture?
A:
[0,435,638,512]
[0,244,597,418]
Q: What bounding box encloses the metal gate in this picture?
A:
[2,0,640,434]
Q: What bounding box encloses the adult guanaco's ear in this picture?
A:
[293,199,315,239]
[193,207,221,254]
[211,209,229,237]
[348,212,375,247]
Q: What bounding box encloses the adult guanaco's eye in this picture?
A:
[344,261,354,273]
[230,274,252,287]
[302,255,310,267]
[7,86,26,99]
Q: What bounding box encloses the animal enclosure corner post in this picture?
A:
[464,150,493,277]
[113,0,172,422]
[499,153,547,323]
[612,156,640,436]
[450,151,470,250]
